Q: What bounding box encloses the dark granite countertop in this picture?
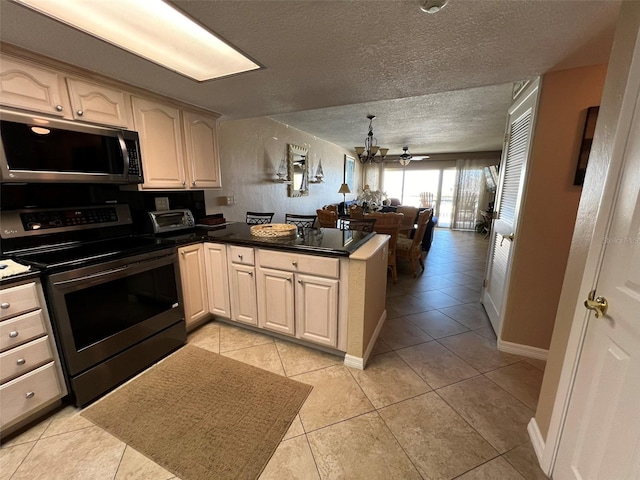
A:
[157,222,375,257]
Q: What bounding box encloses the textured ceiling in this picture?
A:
[0,0,621,155]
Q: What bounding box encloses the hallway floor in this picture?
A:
[1,230,549,479]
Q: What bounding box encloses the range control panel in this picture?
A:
[1,205,132,239]
[21,208,119,231]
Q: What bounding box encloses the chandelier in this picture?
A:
[354,115,388,164]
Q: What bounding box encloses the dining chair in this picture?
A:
[316,209,338,228]
[322,204,339,213]
[349,205,364,218]
[395,206,419,238]
[246,211,274,225]
[396,209,432,277]
[367,212,403,283]
[343,217,377,232]
[285,213,317,229]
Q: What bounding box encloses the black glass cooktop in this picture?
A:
[13,236,172,271]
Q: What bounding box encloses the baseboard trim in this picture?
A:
[527,418,546,469]
[343,354,364,369]
[498,339,548,361]
[344,309,387,370]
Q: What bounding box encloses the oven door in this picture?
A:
[46,248,184,377]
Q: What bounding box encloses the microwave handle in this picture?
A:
[117,132,130,180]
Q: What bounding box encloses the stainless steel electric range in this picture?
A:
[1,204,186,407]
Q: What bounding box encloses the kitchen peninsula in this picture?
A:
[169,223,389,369]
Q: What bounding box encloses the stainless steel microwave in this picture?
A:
[0,110,144,184]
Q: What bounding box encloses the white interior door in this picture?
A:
[482,78,540,336]
[554,56,640,480]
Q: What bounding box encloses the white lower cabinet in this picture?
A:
[204,243,230,318]
[0,279,66,435]
[178,244,209,327]
[295,274,339,347]
[256,267,295,335]
[227,246,258,325]
[255,249,340,348]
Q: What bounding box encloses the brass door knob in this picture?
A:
[584,290,608,318]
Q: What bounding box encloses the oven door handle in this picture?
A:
[52,265,130,286]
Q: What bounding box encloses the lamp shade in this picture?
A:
[338,183,351,194]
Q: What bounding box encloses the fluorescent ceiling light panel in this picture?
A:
[14,0,261,81]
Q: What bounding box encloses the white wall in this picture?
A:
[205,116,361,223]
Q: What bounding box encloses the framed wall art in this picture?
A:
[574,106,599,186]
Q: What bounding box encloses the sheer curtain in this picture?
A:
[451,159,483,230]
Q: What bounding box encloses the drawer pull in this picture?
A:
[1,302,9,309]
[25,391,35,399]
[16,358,26,366]
[238,254,243,260]
[287,277,292,282]
[9,331,19,338]
[291,261,298,267]
[77,110,84,116]
[298,279,303,284]
[55,105,63,112]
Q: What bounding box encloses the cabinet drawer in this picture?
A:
[0,309,47,352]
[229,246,254,265]
[258,250,339,278]
[0,282,39,320]
[0,336,53,383]
[0,362,62,428]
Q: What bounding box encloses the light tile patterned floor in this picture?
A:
[0,230,549,479]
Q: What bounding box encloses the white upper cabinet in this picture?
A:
[66,78,130,128]
[0,56,66,116]
[132,96,187,189]
[182,110,222,189]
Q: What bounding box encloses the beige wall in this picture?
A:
[500,65,607,349]
[536,2,640,441]
[204,116,361,222]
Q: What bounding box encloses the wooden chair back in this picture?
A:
[396,209,432,277]
[396,206,419,236]
[322,204,339,213]
[366,212,403,283]
[316,209,338,228]
[349,204,364,218]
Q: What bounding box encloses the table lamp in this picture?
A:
[338,183,351,203]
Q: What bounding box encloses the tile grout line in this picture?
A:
[7,437,38,480]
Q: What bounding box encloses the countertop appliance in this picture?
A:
[1,204,186,407]
[147,208,195,234]
[0,109,143,185]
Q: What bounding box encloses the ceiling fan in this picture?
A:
[398,146,429,166]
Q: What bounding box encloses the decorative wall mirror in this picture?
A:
[287,143,309,197]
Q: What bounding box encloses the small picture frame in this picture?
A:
[574,106,599,186]
[344,154,355,192]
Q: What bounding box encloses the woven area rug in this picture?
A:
[82,345,312,480]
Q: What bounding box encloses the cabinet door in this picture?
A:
[182,110,221,189]
[204,243,230,318]
[296,274,338,347]
[0,57,65,116]
[66,78,130,128]
[178,244,209,327]
[256,267,295,336]
[131,96,186,189]
[228,264,258,325]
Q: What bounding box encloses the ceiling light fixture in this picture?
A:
[399,147,413,166]
[419,0,449,14]
[13,0,261,82]
[398,146,430,166]
[354,115,388,164]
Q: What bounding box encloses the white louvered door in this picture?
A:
[482,79,540,336]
